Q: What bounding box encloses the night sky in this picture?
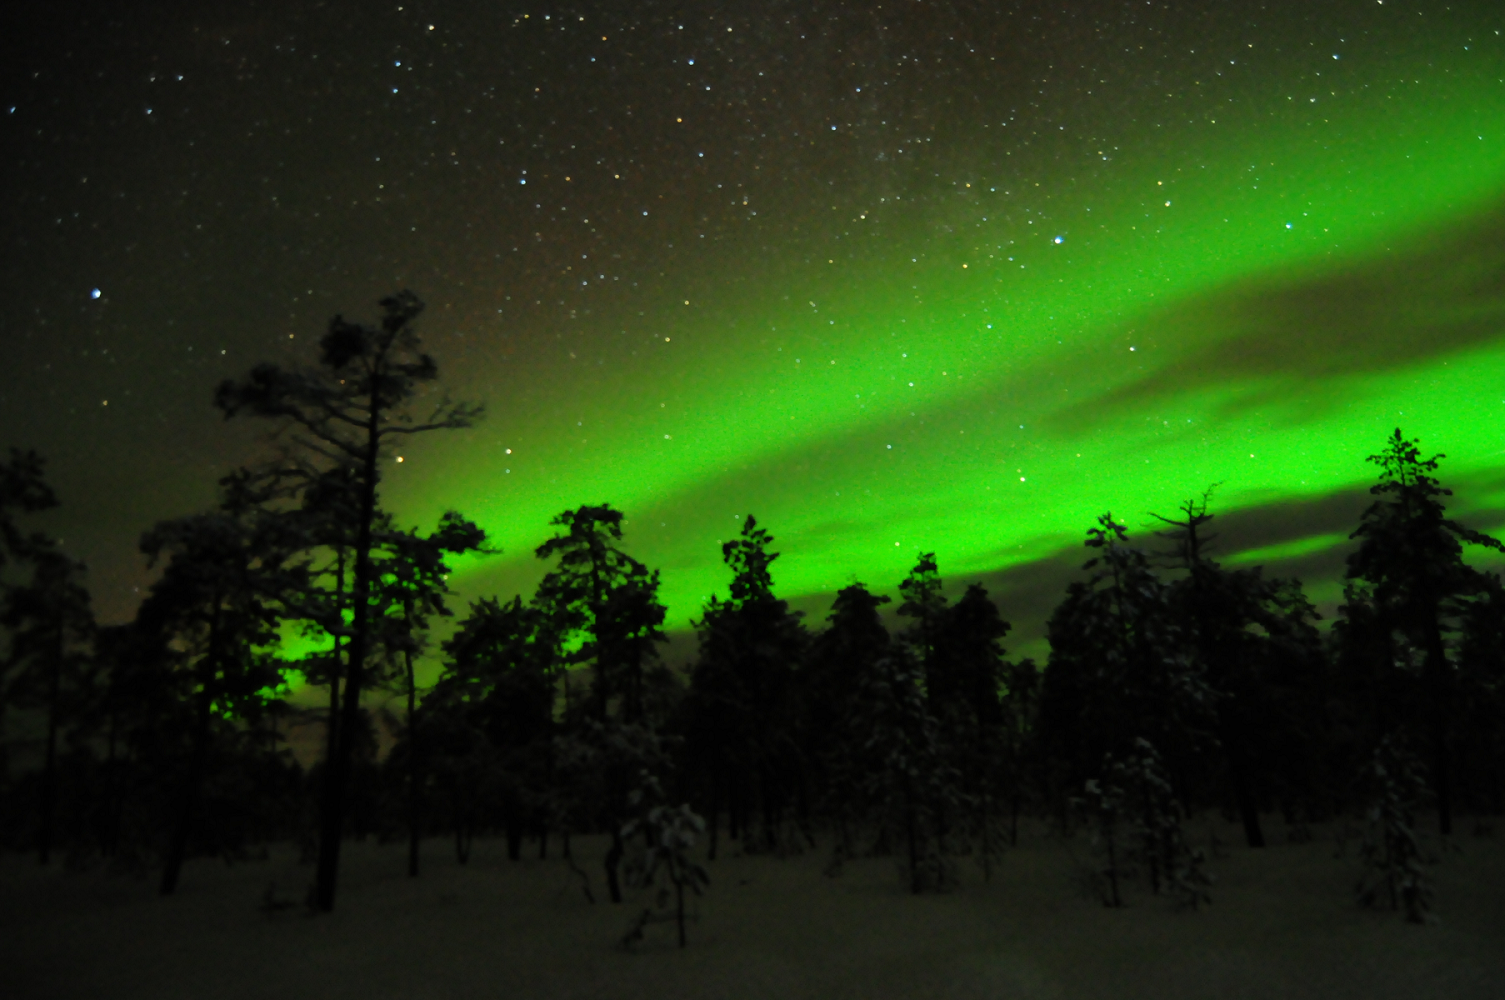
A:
[5,1,1505,665]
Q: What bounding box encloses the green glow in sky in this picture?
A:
[386,48,1505,638]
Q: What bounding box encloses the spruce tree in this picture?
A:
[1041,514,1210,807]
[1154,492,1323,848]
[1345,429,1503,835]
[534,504,670,901]
[685,515,806,856]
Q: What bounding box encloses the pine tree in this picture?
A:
[1154,492,1323,848]
[684,515,806,857]
[3,541,93,864]
[0,447,62,790]
[799,583,893,859]
[136,474,300,894]
[434,595,557,861]
[1457,574,1505,818]
[214,291,481,911]
[932,583,1019,868]
[897,553,947,709]
[371,511,487,877]
[1074,739,1211,910]
[1041,514,1210,809]
[620,772,710,949]
[534,505,666,726]
[1346,429,1503,835]
[1355,734,1434,922]
[534,504,670,901]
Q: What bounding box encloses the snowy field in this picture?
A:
[5,819,1504,1000]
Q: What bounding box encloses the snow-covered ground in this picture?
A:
[6,819,1503,999]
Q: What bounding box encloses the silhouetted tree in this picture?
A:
[1076,739,1211,910]
[897,552,947,707]
[533,504,673,902]
[899,556,1018,873]
[684,515,807,857]
[1457,574,1505,816]
[1040,514,1211,813]
[0,447,61,789]
[1155,492,1324,847]
[1355,733,1434,922]
[3,541,93,864]
[620,773,710,949]
[865,644,961,892]
[534,505,666,726]
[291,465,362,830]
[136,475,299,893]
[433,594,557,861]
[1345,429,1502,835]
[371,511,486,877]
[215,291,481,911]
[930,582,1019,869]
[0,448,58,570]
[799,583,893,858]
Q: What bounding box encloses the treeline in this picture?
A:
[2,294,1503,926]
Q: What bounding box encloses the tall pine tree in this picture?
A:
[1345,429,1503,835]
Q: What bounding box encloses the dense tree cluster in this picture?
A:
[3,297,1503,930]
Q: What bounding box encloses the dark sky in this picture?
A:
[5,1,1504,658]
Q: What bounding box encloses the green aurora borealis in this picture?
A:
[5,1,1505,668]
[414,18,1505,648]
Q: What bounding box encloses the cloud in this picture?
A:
[1049,199,1505,431]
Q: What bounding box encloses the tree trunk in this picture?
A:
[406,640,419,878]
[161,695,212,895]
[324,553,345,783]
[605,827,624,903]
[453,796,472,865]
[1221,717,1265,848]
[905,779,920,893]
[761,762,778,852]
[37,616,63,865]
[314,403,383,912]
[707,765,721,861]
[1423,619,1453,836]
[1104,822,1122,907]
[505,788,524,861]
[101,709,120,857]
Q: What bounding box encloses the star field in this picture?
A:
[3,0,1504,654]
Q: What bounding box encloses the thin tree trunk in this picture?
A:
[1219,707,1265,847]
[314,401,383,913]
[506,788,524,860]
[761,763,778,852]
[707,765,721,861]
[37,616,63,865]
[406,635,419,878]
[324,550,346,766]
[905,776,920,893]
[676,879,686,948]
[1104,823,1122,907]
[453,792,471,865]
[605,827,624,903]
[101,708,120,857]
[161,695,212,895]
[1424,620,1453,836]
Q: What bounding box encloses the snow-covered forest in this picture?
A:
[4,297,1505,998]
